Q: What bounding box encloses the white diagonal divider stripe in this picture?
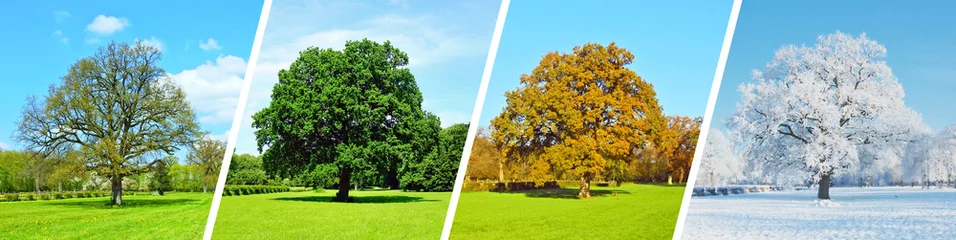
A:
[439,0,511,239]
[202,1,273,239]
[671,0,742,239]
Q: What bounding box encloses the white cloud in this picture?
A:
[169,55,248,125]
[135,37,164,52]
[55,11,71,23]
[86,15,129,35]
[52,30,69,44]
[199,38,222,51]
[210,129,232,142]
[0,142,8,150]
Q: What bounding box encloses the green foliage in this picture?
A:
[401,123,469,192]
[150,156,174,195]
[188,136,225,193]
[226,154,268,185]
[5,193,19,201]
[252,39,434,201]
[303,164,339,189]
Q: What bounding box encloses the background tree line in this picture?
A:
[229,123,469,192]
[466,115,700,184]
[0,146,222,194]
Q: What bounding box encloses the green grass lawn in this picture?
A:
[450,184,685,239]
[0,192,212,239]
[212,190,451,239]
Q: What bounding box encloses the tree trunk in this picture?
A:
[202,182,208,193]
[110,177,124,206]
[710,171,716,187]
[34,177,40,193]
[817,173,831,200]
[578,173,593,199]
[335,168,352,202]
[498,160,504,182]
[386,168,400,190]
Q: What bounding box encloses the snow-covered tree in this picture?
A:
[696,129,741,186]
[901,131,934,185]
[731,31,924,199]
[925,126,956,185]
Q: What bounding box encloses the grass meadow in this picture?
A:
[449,184,685,239]
[212,190,451,239]
[0,192,212,239]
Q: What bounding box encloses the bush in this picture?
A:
[24,193,35,201]
[5,193,20,202]
[223,185,291,196]
[39,193,51,200]
[53,192,64,199]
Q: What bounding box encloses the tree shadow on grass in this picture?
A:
[42,198,199,209]
[495,188,631,199]
[644,183,687,188]
[271,195,437,204]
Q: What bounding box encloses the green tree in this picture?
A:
[150,156,174,195]
[226,154,268,185]
[187,136,225,193]
[252,39,431,202]
[491,42,667,198]
[14,41,201,205]
[402,123,469,191]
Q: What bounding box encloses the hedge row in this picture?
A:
[463,180,622,192]
[223,185,291,196]
[692,185,791,197]
[0,191,110,202]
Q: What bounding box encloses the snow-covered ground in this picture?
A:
[682,187,956,239]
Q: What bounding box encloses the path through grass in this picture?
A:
[450,184,685,239]
[0,192,213,239]
[212,190,451,239]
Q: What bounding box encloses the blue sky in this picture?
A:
[711,0,956,132]
[0,0,262,160]
[476,0,734,128]
[233,0,501,154]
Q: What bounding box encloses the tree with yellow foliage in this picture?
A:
[491,42,667,198]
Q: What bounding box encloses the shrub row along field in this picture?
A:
[0,192,212,239]
[222,185,291,196]
[1,191,113,202]
[462,180,622,192]
[691,185,796,197]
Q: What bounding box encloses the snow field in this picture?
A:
[683,187,956,239]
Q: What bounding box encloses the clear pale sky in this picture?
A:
[711,0,956,132]
[0,0,262,160]
[476,0,734,128]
